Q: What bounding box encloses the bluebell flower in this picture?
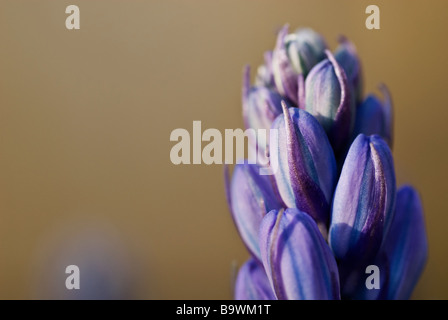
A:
[355,185,428,300]
[225,163,282,261]
[226,26,427,300]
[329,134,396,263]
[305,50,354,155]
[334,36,363,104]
[270,102,337,235]
[271,25,327,106]
[377,185,428,299]
[328,133,396,297]
[352,84,393,147]
[259,208,340,300]
[242,66,284,163]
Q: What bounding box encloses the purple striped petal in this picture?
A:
[329,134,396,260]
[234,258,276,300]
[334,36,363,104]
[353,84,393,147]
[259,208,340,300]
[226,163,282,261]
[329,134,396,296]
[270,102,337,234]
[305,50,354,155]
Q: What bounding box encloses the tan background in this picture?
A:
[0,0,447,299]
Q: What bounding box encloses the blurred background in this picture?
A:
[0,0,447,299]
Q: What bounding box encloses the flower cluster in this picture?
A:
[225,25,428,300]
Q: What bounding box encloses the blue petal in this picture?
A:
[234,258,276,300]
[329,134,396,296]
[242,66,285,163]
[334,36,363,104]
[259,208,340,300]
[272,25,300,105]
[352,84,393,147]
[379,185,427,299]
[305,51,354,155]
[226,163,282,261]
[270,102,337,233]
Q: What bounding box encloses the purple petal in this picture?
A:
[226,163,282,260]
[259,208,340,300]
[379,84,393,148]
[243,66,285,164]
[305,50,354,155]
[270,102,337,233]
[234,258,276,300]
[352,84,393,147]
[353,185,428,300]
[271,26,328,106]
[329,134,396,296]
[272,25,299,105]
[334,36,363,104]
[297,73,305,109]
[380,185,427,299]
[353,95,385,139]
[285,28,327,76]
[255,51,275,88]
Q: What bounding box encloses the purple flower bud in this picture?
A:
[225,163,282,261]
[234,258,276,300]
[361,185,428,300]
[228,25,425,301]
[329,134,396,265]
[353,84,393,147]
[305,50,354,154]
[259,208,340,300]
[270,102,337,234]
[255,51,275,88]
[382,185,427,299]
[243,66,284,162]
[284,28,327,76]
[272,26,327,106]
[334,36,363,104]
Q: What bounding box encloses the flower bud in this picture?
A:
[255,51,275,88]
[380,185,427,299]
[243,66,284,163]
[270,102,337,233]
[353,84,393,147]
[305,50,354,154]
[358,185,428,300]
[329,134,396,264]
[259,208,340,300]
[334,36,363,104]
[225,163,282,261]
[234,258,276,300]
[272,25,327,106]
[284,28,327,76]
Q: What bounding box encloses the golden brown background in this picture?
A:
[0,0,447,299]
